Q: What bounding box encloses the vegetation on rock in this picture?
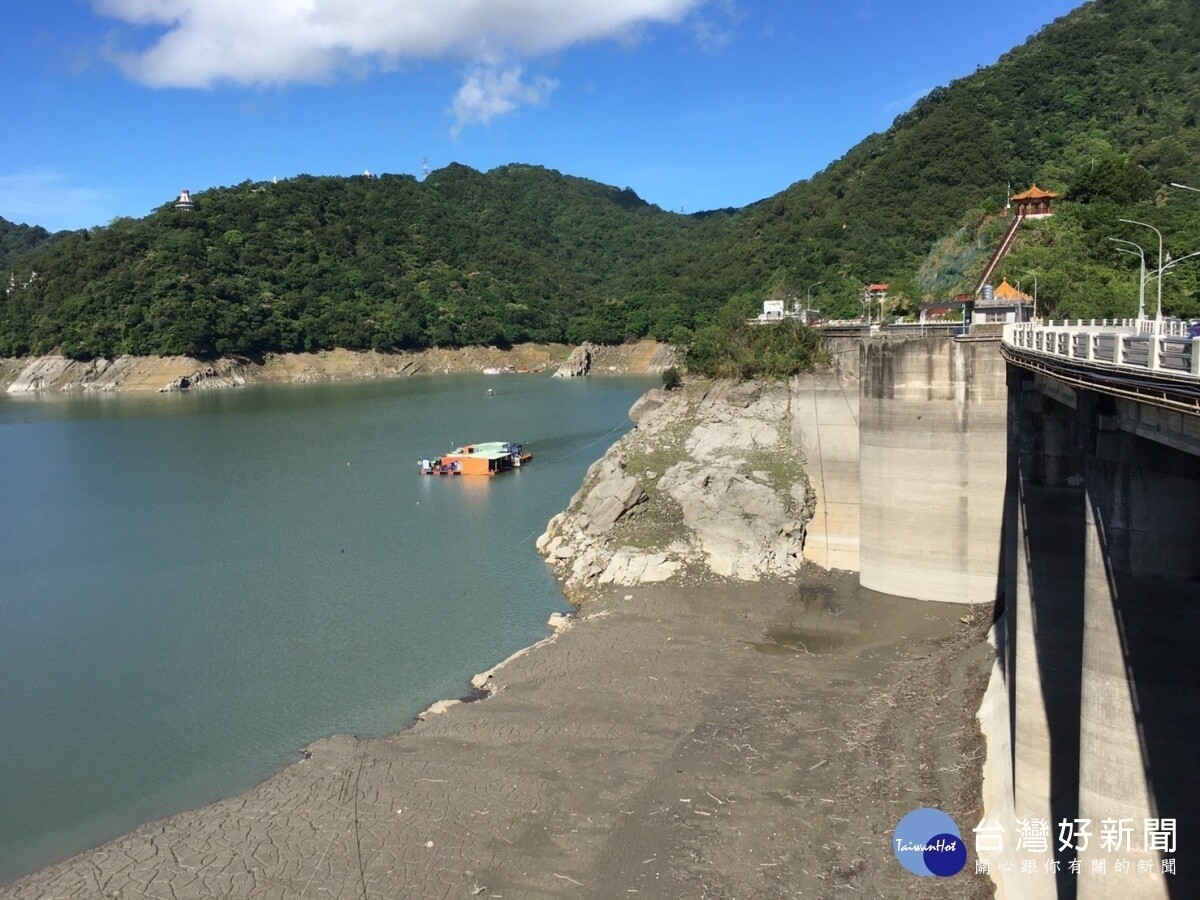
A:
[684,321,827,380]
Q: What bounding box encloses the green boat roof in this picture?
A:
[447,442,515,460]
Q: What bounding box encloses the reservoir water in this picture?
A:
[0,372,654,884]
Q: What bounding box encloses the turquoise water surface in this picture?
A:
[0,372,652,883]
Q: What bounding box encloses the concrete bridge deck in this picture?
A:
[1003,320,1200,414]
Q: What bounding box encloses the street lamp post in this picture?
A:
[1109,238,1147,324]
[1119,219,1164,332]
[1027,272,1038,323]
[1159,250,1200,280]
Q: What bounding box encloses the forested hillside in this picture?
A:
[0,167,697,358]
[0,217,70,270]
[628,0,1200,322]
[2,0,1198,359]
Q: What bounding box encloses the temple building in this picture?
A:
[174,189,195,211]
[919,293,972,324]
[1010,184,1057,218]
[972,277,1033,324]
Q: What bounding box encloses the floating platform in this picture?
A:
[419,442,532,476]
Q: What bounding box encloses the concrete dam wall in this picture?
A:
[796,334,1007,604]
[791,337,861,571]
[798,331,1199,897]
[858,336,1008,604]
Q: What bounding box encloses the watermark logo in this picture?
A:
[893,807,967,877]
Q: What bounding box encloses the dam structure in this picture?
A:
[799,321,1200,898]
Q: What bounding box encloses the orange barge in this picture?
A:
[419,442,532,476]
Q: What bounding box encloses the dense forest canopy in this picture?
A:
[0,216,70,271]
[0,168,700,358]
[2,0,1198,359]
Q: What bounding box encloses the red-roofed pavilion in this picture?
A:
[1011,184,1057,218]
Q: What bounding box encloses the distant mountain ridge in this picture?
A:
[2,0,1197,359]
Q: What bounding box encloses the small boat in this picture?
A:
[485,388,496,397]
[419,442,532,476]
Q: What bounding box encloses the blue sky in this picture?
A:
[2,0,1085,232]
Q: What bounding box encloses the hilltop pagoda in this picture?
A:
[1011,184,1057,218]
[173,189,195,211]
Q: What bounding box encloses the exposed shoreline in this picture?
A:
[4,376,994,898]
[0,340,678,396]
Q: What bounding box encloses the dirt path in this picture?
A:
[6,570,993,899]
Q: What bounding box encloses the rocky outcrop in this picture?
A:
[658,464,807,579]
[628,388,670,424]
[3,354,251,394]
[5,356,88,393]
[538,379,816,598]
[575,469,647,534]
[644,343,681,373]
[552,342,597,377]
[158,359,251,392]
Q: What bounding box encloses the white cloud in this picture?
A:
[690,0,741,54]
[450,67,557,136]
[97,3,701,76]
[0,168,117,232]
[94,0,706,132]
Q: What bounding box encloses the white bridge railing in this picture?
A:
[1003,320,1200,378]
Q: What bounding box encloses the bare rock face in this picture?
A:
[552,343,597,378]
[645,343,681,373]
[5,356,87,393]
[659,463,802,579]
[629,388,670,424]
[158,359,249,392]
[538,379,814,598]
[4,354,251,394]
[599,549,680,584]
[580,473,647,533]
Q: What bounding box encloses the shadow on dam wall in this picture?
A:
[1006,367,1086,898]
[998,369,1199,899]
[1074,391,1200,899]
